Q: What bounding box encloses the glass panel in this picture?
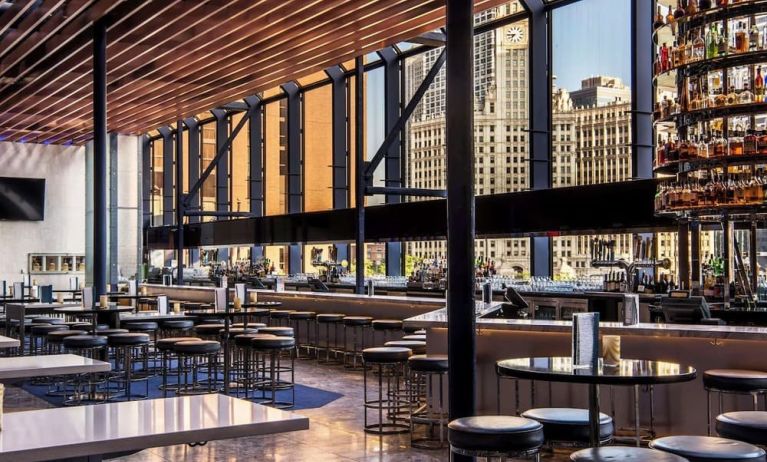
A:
[231,113,250,213]
[552,0,632,187]
[200,123,217,221]
[264,245,287,275]
[552,233,635,281]
[304,86,333,212]
[151,138,163,226]
[265,101,288,215]
[366,66,385,205]
[297,70,329,88]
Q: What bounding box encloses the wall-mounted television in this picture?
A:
[0,177,45,221]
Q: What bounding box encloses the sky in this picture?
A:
[552,0,632,92]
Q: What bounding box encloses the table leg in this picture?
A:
[589,383,601,447]
[223,318,230,395]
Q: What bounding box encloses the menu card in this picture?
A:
[82,287,94,309]
[572,312,600,369]
[39,285,53,304]
[622,294,640,326]
[69,277,79,291]
[162,274,172,286]
[1,281,6,297]
[128,280,137,297]
[157,295,168,315]
[274,277,285,293]
[235,283,246,304]
[13,282,23,299]
[220,276,228,289]
[214,288,227,312]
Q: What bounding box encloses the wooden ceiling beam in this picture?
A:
[0,0,38,38]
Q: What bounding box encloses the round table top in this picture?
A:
[233,302,281,308]
[54,306,135,314]
[184,308,271,318]
[496,357,697,386]
[108,294,156,299]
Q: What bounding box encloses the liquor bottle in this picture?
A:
[751,24,761,52]
[707,25,719,59]
[735,22,748,53]
[739,83,754,104]
[686,0,697,15]
[660,43,670,72]
[745,130,758,155]
[674,0,685,19]
[717,24,727,56]
[758,131,767,155]
[672,40,683,67]
[666,5,676,34]
[756,66,765,103]
[654,5,665,29]
[716,0,728,6]
[693,29,706,61]
[700,0,712,8]
[726,85,738,106]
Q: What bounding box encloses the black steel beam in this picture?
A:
[381,46,403,277]
[92,18,108,297]
[158,126,174,226]
[109,133,118,289]
[690,221,701,293]
[245,96,264,217]
[141,135,151,229]
[212,109,229,217]
[327,66,349,210]
[678,221,690,290]
[631,0,654,179]
[365,187,446,198]
[184,211,257,218]
[363,48,446,179]
[354,56,365,295]
[446,0,476,433]
[184,102,257,209]
[175,119,184,285]
[407,31,447,47]
[184,117,201,224]
[282,82,303,214]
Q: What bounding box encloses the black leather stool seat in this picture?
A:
[363,346,412,363]
[123,322,159,331]
[650,436,766,462]
[32,317,65,325]
[717,411,767,445]
[156,337,200,352]
[65,321,92,329]
[232,323,267,329]
[194,324,224,335]
[372,319,403,330]
[269,310,294,319]
[251,336,296,350]
[219,327,259,338]
[448,416,544,455]
[93,324,110,331]
[521,408,614,443]
[402,334,426,341]
[94,328,129,336]
[384,340,426,355]
[174,340,221,355]
[403,325,420,334]
[289,311,316,320]
[343,316,373,326]
[47,330,88,341]
[31,324,68,334]
[63,335,108,349]
[414,329,426,335]
[161,320,194,330]
[258,327,294,337]
[317,313,345,323]
[107,333,150,346]
[571,447,690,462]
[197,318,224,325]
[408,354,448,372]
[703,370,767,392]
[234,333,276,347]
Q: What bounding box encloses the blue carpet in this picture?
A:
[20,372,342,411]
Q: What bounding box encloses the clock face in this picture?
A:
[506,26,524,43]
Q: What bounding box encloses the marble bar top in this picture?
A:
[405,307,767,341]
[0,394,309,462]
[0,336,20,349]
[0,354,110,380]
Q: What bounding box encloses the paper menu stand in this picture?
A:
[214,288,228,312]
[572,312,600,369]
[235,283,246,304]
[274,277,284,293]
[82,287,94,309]
[13,282,23,299]
[622,294,640,326]
[157,295,169,315]
[220,276,228,289]
[162,274,172,286]
[39,285,53,304]
[128,280,137,297]
[69,277,79,291]
[0,281,6,297]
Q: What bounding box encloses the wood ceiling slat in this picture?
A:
[0,0,68,59]
[0,0,511,144]
[0,0,38,38]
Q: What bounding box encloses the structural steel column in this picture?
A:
[678,221,690,291]
[158,127,174,226]
[184,117,201,266]
[108,133,118,289]
[446,0,476,431]
[631,0,654,179]
[691,221,701,294]
[528,0,551,277]
[327,66,351,265]
[140,135,151,276]
[283,83,303,213]
[751,221,758,293]
[212,109,229,262]
[354,56,365,294]
[92,18,108,297]
[175,120,184,285]
[246,96,264,260]
[381,47,403,277]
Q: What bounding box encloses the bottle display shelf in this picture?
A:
[654,152,767,174]
[655,101,767,126]
[654,0,767,41]
[654,49,767,83]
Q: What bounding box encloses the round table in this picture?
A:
[496,357,697,447]
[54,306,134,331]
[184,302,282,394]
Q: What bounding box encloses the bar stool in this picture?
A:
[29,324,67,355]
[385,340,426,355]
[251,336,296,409]
[316,314,345,364]
[156,337,200,397]
[160,319,195,337]
[194,323,225,340]
[570,447,690,462]
[47,329,87,354]
[342,316,372,369]
[107,333,151,401]
[32,317,65,325]
[174,340,221,395]
[258,326,294,337]
[372,319,403,345]
[448,415,545,461]
[703,369,767,435]
[521,408,614,447]
[362,346,412,435]
[289,311,316,358]
[233,333,275,398]
[650,436,766,462]
[62,335,110,405]
[716,411,767,447]
[268,310,295,327]
[402,334,426,342]
[231,322,267,329]
[408,354,449,449]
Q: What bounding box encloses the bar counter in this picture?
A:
[407,306,767,437]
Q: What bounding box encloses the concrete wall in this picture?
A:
[0,141,86,288]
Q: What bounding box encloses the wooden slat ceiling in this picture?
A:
[0,0,508,145]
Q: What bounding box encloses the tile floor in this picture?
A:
[5,360,579,461]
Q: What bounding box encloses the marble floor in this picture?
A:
[5,360,576,462]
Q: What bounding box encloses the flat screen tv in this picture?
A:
[0,177,45,221]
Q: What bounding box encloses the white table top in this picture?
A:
[0,354,110,380]
[0,394,309,462]
[0,336,19,349]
